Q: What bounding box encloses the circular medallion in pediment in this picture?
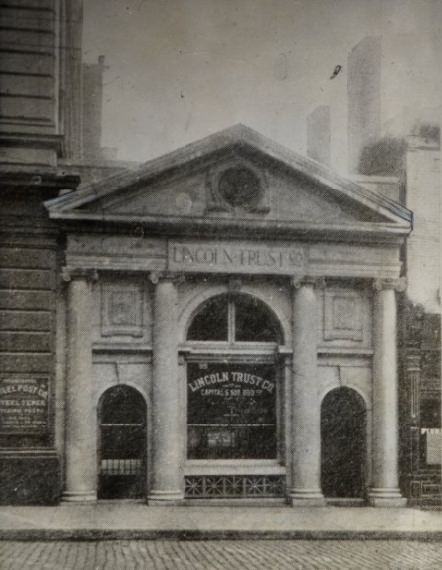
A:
[218,167,262,208]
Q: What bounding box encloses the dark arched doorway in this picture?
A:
[321,387,366,499]
[98,385,146,500]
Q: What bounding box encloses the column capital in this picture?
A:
[149,271,185,285]
[373,277,407,293]
[291,275,326,289]
[62,266,98,283]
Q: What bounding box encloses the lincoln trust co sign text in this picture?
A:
[168,240,305,275]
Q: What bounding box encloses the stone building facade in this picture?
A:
[0,0,437,509]
[39,125,412,506]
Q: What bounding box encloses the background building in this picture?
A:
[347,37,382,174]
[306,106,331,167]
[309,32,441,505]
[347,34,440,175]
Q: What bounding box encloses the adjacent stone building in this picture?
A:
[0,0,127,503]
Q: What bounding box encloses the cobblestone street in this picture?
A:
[1,540,442,570]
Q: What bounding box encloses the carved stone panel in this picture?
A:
[323,289,363,342]
[101,283,144,338]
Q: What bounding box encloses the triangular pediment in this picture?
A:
[46,125,411,240]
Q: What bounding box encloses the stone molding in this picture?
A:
[148,271,185,285]
[61,266,98,283]
[373,277,407,292]
[291,275,326,289]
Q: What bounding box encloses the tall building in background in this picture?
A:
[82,56,118,162]
[306,106,331,166]
[69,54,118,164]
[347,34,440,174]
[347,37,382,174]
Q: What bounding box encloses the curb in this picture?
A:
[2,529,442,541]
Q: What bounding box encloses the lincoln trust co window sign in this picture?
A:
[169,240,305,275]
[187,362,277,460]
[0,378,49,434]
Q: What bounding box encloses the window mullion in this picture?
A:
[228,299,236,343]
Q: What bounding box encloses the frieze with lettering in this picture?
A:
[169,240,305,275]
[0,378,49,434]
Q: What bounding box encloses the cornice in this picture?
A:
[47,213,410,245]
[0,133,64,154]
[0,168,80,190]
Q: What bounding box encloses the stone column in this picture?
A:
[62,268,97,503]
[148,272,183,504]
[289,277,325,506]
[369,278,407,507]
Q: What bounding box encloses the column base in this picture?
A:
[368,488,407,508]
[289,488,326,507]
[62,491,97,504]
[147,490,184,505]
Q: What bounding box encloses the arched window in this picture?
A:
[186,294,283,461]
[187,294,283,344]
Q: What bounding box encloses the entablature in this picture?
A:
[64,232,403,281]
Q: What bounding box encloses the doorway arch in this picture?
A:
[98,385,147,500]
[184,292,285,498]
[321,387,366,499]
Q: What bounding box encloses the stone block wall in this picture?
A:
[0,186,61,503]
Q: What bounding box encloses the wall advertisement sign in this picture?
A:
[0,378,49,434]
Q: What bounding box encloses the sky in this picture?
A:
[82,0,441,171]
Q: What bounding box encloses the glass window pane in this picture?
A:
[420,395,442,466]
[421,397,441,428]
[187,362,277,459]
[235,296,282,343]
[187,295,228,341]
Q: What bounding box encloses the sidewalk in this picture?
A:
[1,504,442,540]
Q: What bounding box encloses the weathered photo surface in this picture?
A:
[0,0,441,568]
